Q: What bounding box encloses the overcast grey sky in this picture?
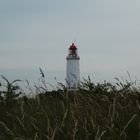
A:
[1,0,140,85]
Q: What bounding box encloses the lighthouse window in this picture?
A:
[72,50,75,54]
[69,49,77,55]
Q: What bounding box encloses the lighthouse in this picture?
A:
[66,43,80,90]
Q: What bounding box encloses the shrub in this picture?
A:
[0,76,140,139]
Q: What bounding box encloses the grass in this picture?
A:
[0,75,140,140]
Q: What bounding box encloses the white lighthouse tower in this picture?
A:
[66,43,80,90]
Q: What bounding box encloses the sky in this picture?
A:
[1,0,140,88]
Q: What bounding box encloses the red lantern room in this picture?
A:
[69,43,77,55]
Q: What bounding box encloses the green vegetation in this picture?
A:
[0,75,140,140]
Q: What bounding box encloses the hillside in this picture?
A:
[0,76,140,140]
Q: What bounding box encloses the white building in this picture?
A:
[66,43,80,90]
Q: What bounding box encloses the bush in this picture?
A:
[0,76,140,140]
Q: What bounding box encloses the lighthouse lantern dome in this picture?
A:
[69,43,77,55]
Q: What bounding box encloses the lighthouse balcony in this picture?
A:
[66,55,80,60]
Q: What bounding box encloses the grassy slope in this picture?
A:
[0,77,140,140]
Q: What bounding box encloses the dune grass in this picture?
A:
[0,76,140,140]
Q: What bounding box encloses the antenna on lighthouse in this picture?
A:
[66,42,80,90]
[73,37,77,45]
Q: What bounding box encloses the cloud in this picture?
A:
[0,0,140,80]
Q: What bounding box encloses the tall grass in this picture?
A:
[0,75,140,140]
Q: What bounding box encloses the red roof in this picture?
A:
[69,43,77,49]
